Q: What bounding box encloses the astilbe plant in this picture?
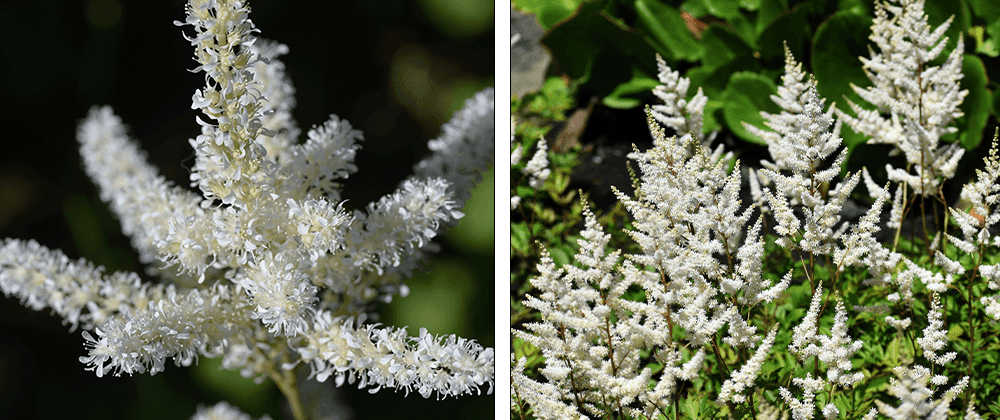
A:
[511,0,1000,418]
[0,1,494,419]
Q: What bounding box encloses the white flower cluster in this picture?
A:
[747,44,858,254]
[510,118,551,210]
[513,105,786,416]
[0,0,494,411]
[837,0,966,198]
[191,401,272,420]
[873,365,969,420]
[650,54,727,162]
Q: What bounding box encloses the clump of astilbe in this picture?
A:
[512,204,651,419]
[0,0,493,419]
[836,0,966,237]
[514,1,1000,418]
[513,100,791,418]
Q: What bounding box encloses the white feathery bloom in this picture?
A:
[874,365,969,420]
[718,329,777,404]
[2,0,495,408]
[836,0,967,197]
[747,44,858,256]
[190,401,272,420]
[80,283,252,377]
[790,282,823,357]
[916,293,957,365]
[0,239,164,331]
[275,116,363,203]
[523,136,551,189]
[885,315,913,331]
[414,87,495,206]
[248,39,299,163]
[822,403,839,420]
[813,300,865,387]
[951,132,1000,244]
[178,0,273,209]
[76,106,207,275]
[650,55,728,161]
[779,373,825,420]
[294,311,493,398]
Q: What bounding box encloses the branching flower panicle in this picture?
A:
[1,0,494,417]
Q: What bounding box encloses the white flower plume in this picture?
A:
[836,0,967,196]
[1,0,494,402]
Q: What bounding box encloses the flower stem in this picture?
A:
[269,363,308,420]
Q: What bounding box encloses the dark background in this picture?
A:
[0,0,494,419]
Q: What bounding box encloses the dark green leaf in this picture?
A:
[544,0,659,90]
[513,0,587,30]
[700,25,754,71]
[512,222,531,255]
[635,0,704,62]
[958,54,990,150]
[811,11,871,115]
[722,71,779,145]
[602,65,659,109]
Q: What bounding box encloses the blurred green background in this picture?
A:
[0,0,494,419]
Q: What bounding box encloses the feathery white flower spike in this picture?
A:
[2,0,494,407]
[650,54,728,162]
[749,43,859,256]
[837,0,967,197]
[874,365,969,420]
[718,329,777,404]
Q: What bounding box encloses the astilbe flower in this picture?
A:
[650,54,728,163]
[873,365,969,420]
[191,401,273,420]
[947,132,1000,321]
[0,0,494,413]
[746,44,859,256]
[836,0,966,198]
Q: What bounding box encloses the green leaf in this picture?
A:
[603,65,659,109]
[958,54,990,150]
[812,11,871,115]
[634,0,704,62]
[755,0,789,37]
[511,222,531,255]
[722,71,779,145]
[700,25,754,71]
[947,323,964,341]
[705,0,741,19]
[544,0,659,90]
[550,246,573,267]
[513,0,587,30]
[756,1,810,62]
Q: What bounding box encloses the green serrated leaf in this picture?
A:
[947,323,964,341]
